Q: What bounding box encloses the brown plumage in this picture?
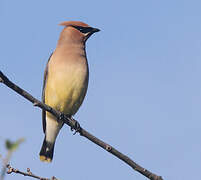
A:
[39,21,100,162]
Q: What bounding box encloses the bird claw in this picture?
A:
[74,121,81,135]
[59,115,80,135]
[69,117,81,135]
[59,113,65,121]
[73,130,78,135]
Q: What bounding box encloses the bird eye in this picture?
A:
[73,26,93,34]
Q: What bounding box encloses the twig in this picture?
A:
[0,150,12,179]
[0,71,163,180]
[6,164,57,180]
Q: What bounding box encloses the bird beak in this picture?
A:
[92,28,100,33]
[84,27,100,41]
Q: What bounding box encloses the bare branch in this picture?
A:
[6,164,57,180]
[0,71,163,180]
[1,151,12,179]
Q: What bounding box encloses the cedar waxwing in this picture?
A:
[39,21,100,162]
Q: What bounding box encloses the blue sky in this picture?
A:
[0,0,201,180]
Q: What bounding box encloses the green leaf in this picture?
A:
[5,138,25,152]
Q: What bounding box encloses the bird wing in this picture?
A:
[42,53,53,133]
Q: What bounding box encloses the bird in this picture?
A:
[39,21,100,162]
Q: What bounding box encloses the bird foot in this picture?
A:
[59,112,65,121]
[59,114,80,135]
[69,117,81,135]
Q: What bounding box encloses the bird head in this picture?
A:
[59,21,100,44]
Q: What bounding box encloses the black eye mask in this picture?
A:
[73,26,94,34]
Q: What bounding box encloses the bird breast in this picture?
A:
[45,54,89,115]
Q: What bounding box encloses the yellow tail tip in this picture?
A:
[40,155,52,163]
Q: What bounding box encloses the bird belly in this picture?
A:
[45,65,88,116]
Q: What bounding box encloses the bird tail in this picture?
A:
[39,138,55,163]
